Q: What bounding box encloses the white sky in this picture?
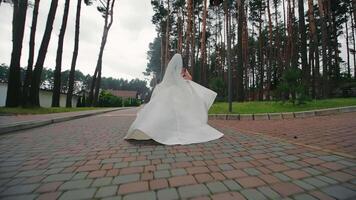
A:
[0,0,156,81]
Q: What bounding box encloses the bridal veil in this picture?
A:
[125,53,223,145]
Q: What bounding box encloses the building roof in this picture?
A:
[107,89,137,98]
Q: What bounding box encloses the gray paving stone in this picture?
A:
[15,170,45,177]
[258,186,280,199]
[315,176,338,184]
[178,184,210,198]
[0,194,38,200]
[293,180,316,190]
[218,164,234,171]
[241,189,267,200]
[157,188,179,200]
[123,191,156,200]
[223,180,242,191]
[302,168,322,175]
[322,185,356,200]
[273,173,291,181]
[43,173,74,182]
[102,158,122,164]
[59,179,93,190]
[95,186,118,198]
[102,197,122,200]
[113,162,129,169]
[59,188,97,200]
[170,169,187,176]
[0,184,39,196]
[156,164,171,170]
[72,172,88,180]
[113,174,139,184]
[293,194,318,200]
[154,170,170,179]
[206,181,229,193]
[44,168,64,175]
[130,160,150,167]
[92,177,113,187]
[303,177,328,187]
[285,162,301,169]
[243,168,261,176]
[280,155,299,162]
[49,161,74,168]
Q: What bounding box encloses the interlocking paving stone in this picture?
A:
[206,181,229,193]
[92,177,113,187]
[293,193,318,200]
[95,186,118,198]
[1,109,356,200]
[59,179,92,190]
[157,188,179,200]
[0,194,38,200]
[241,188,267,200]
[58,188,96,200]
[43,173,74,182]
[178,184,210,198]
[113,174,140,184]
[0,184,39,196]
[223,180,242,191]
[322,185,356,200]
[122,191,156,200]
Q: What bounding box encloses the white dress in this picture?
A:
[124,54,223,145]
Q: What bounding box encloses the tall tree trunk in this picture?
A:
[184,0,193,72]
[52,0,70,107]
[346,14,351,79]
[91,0,115,106]
[200,0,207,86]
[318,0,328,97]
[6,0,28,107]
[177,8,183,54]
[22,0,39,107]
[308,0,320,98]
[258,9,264,101]
[236,0,244,102]
[164,0,170,67]
[30,0,59,106]
[299,0,309,95]
[66,0,82,107]
[224,0,232,111]
[351,6,356,79]
[266,0,273,101]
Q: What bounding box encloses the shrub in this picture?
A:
[97,91,122,107]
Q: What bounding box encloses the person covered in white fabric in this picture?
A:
[124,53,223,145]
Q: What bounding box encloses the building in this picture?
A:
[106,89,138,100]
[0,82,79,107]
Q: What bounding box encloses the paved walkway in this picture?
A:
[210,112,356,157]
[0,108,355,200]
[0,108,122,125]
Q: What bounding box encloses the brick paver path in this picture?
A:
[0,108,355,200]
[210,112,356,157]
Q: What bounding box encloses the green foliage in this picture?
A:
[123,98,141,107]
[209,77,226,101]
[144,36,161,77]
[276,67,308,105]
[97,90,122,107]
[209,98,356,114]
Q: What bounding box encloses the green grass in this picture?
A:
[0,107,102,115]
[209,98,356,114]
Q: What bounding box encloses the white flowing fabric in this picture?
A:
[124,54,223,145]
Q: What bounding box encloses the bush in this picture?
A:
[123,98,141,107]
[97,91,122,107]
[276,67,309,105]
[209,77,226,100]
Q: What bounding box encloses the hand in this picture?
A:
[181,68,192,80]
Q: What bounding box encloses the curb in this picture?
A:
[0,107,129,135]
[208,105,356,121]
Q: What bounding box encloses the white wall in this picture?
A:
[0,83,78,107]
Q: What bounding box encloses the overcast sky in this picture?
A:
[0,0,156,81]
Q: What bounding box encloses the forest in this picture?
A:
[145,0,356,105]
[2,0,119,108]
